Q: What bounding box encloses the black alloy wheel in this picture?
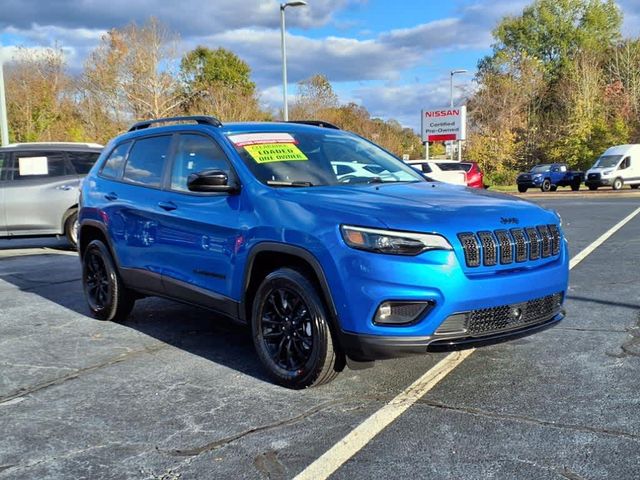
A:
[82,240,135,321]
[252,268,343,389]
[261,287,313,371]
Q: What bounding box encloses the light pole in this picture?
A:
[280,1,307,122]
[0,48,9,146]
[449,69,467,160]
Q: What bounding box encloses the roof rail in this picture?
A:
[127,115,222,132]
[287,120,340,130]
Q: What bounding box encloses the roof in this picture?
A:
[1,142,103,151]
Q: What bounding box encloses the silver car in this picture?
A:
[0,142,103,248]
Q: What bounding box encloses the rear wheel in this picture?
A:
[517,185,527,193]
[588,185,598,191]
[571,183,580,191]
[612,178,623,190]
[631,184,639,189]
[64,211,79,249]
[82,240,135,321]
[541,179,551,192]
[251,268,343,389]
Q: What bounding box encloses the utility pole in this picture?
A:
[280,1,307,121]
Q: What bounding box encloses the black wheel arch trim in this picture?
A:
[78,219,121,268]
[241,242,340,330]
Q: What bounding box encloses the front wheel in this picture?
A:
[588,185,598,191]
[571,183,580,191]
[541,179,551,192]
[612,178,623,190]
[517,185,528,193]
[82,240,135,321]
[251,268,344,389]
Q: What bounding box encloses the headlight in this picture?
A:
[602,169,613,176]
[340,225,452,255]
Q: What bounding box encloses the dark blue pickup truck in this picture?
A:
[517,164,584,192]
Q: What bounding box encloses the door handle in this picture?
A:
[104,192,118,201]
[158,201,177,211]
[56,185,74,191]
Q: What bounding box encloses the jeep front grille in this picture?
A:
[459,224,561,268]
[436,292,563,337]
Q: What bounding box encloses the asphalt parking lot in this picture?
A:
[1,196,639,480]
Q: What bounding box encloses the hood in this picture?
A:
[277,182,557,233]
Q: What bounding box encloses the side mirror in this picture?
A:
[187,169,239,193]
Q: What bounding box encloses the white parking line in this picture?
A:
[294,206,640,480]
[569,206,640,270]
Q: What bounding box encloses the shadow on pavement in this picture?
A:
[0,249,269,384]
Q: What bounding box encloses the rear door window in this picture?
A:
[68,151,101,174]
[436,163,465,172]
[123,136,172,188]
[11,151,71,181]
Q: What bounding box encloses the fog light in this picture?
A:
[374,301,433,325]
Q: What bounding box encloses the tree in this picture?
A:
[5,47,82,142]
[290,74,339,120]
[178,47,268,121]
[483,0,622,79]
[81,17,183,139]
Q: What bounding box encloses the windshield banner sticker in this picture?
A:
[244,143,308,164]
[229,133,296,147]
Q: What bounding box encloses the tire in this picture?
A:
[251,268,344,389]
[588,185,598,191]
[550,185,558,192]
[82,240,135,321]
[612,178,623,190]
[541,179,551,192]
[64,210,79,249]
[517,185,527,193]
[571,183,580,191]
[631,184,639,189]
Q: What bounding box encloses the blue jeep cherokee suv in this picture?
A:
[79,116,569,388]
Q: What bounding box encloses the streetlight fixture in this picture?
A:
[280,1,307,121]
[449,69,467,160]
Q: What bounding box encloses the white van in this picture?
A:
[585,144,640,190]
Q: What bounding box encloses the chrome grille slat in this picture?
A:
[525,227,541,260]
[548,224,561,256]
[457,232,480,267]
[459,224,561,267]
[538,225,552,257]
[495,230,514,264]
[477,231,497,266]
[510,228,528,262]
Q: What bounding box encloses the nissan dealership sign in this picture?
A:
[421,106,467,142]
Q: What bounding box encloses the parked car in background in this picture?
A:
[585,144,640,190]
[78,116,568,389]
[429,160,484,189]
[331,161,388,182]
[0,142,103,248]
[406,160,467,186]
[516,163,584,192]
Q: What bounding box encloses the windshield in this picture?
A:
[530,165,550,173]
[226,129,424,186]
[594,155,622,168]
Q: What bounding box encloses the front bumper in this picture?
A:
[585,178,611,187]
[341,310,565,361]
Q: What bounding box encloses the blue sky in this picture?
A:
[0,0,639,130]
